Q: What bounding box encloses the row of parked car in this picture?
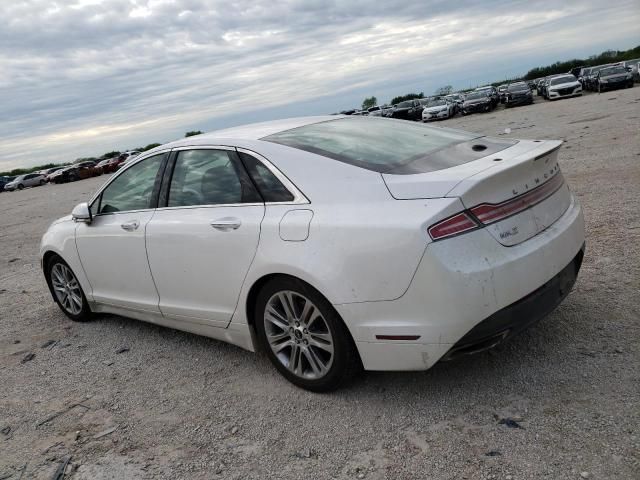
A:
[1,151,140,192]
[343,82,534,122]
[341,58,639,123]
[531,60,639,100]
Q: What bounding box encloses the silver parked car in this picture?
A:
[4,173,47,191]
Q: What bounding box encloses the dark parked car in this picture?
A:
[577,67,592,89]
[595,65,634,92]
[391,99,423,121]
[461,90,493,114]
[474,86,499,108]
[49,166,80,184]
[75,160,103,177]
[96,157,125,173]
[497,84,508,103]
[504,82,534,107]
[585,65,610,91]
[0,176,11,192]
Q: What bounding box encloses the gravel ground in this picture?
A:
[1,88,639,480]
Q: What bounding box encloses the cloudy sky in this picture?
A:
[1,0,639,171]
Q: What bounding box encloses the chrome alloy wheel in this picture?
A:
[264,291,334,380]
[50,263,83,315]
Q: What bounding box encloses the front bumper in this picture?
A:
[337,193,585,371]
[548,88,582,99]
[423,110,449,121]
[506,95,533,106]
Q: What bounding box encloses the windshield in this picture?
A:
[550,76,576,85]
[427,100,446,107]
[508,83,529,92]
[262,117,480,174]
[600,66,626,75]
[466,91,488,100]
[397,101,414,108]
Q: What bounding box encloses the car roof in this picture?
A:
[145,116,342,154]
[197,116,338,141]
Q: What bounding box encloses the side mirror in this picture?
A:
[72,202,92,223]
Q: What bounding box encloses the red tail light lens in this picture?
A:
[470,173,564,225]
[428,212,479,240]
[428,173,565,242]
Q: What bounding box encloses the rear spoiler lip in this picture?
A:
[443,139,563,198]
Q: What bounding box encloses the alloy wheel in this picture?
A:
[50,263,83,315]
[263,291,334,380]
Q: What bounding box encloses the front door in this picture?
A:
[76,153,167,312]
[146,148,264,326]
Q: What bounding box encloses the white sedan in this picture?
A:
[546,75,582,100]
[40,116,585,391]
[421,99,455,121]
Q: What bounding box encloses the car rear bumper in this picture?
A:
[337,193,585,371]
[442,246,583,360]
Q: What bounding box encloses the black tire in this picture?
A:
[45,254,92,322]
[17,184,24,190]
[40,179,46,185]
[254,276,361,392]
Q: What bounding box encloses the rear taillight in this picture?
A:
[470,173,564,225]
[427,212,479,240]
[427,172,565,241]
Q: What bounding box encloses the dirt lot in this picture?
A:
[1,88,639,480]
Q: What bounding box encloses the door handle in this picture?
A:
[121,220,140,231]
[210,217,241,231]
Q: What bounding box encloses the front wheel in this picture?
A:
[46,255,91,321]
[17,184,24,190]
[255,277,361,392]
[40,180,46,185]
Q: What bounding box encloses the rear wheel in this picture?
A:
[39,179,46,185]
[46,255,91,321]
[255,277,360,392]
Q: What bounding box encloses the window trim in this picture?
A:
[158,145,259,210]
[88,149,171,217]
[153,146,308,212]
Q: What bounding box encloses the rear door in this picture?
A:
[145,147,264,326]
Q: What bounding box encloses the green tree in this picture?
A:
[434,85,453,96]
[390,92,424,105]
[361,96,377,110]
[142,143,162,151]
[185,130,203,137]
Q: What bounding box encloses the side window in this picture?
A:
[167,149,260,207]
[239,152,294,202]
[98,154,165,214]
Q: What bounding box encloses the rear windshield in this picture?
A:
[262,117,489,174]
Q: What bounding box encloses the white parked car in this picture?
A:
[40,117,585,391]
[546,75,582,100]
[4,173,47,191]
[421,98,455,121]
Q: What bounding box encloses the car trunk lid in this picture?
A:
[383,140,571,246]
